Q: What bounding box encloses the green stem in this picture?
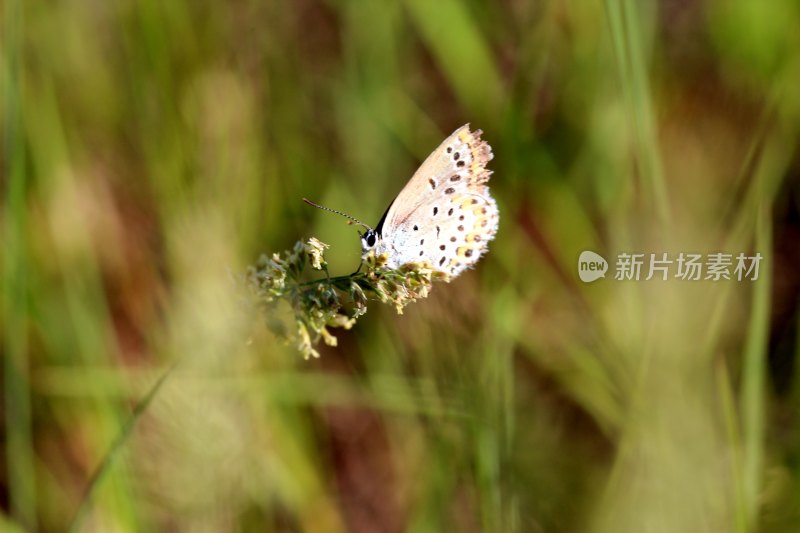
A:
[297,273,366,288]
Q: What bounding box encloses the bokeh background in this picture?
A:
[3,1,800,531]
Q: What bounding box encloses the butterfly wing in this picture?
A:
[375,124,499,277]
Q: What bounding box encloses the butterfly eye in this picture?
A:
[366,232,376,247]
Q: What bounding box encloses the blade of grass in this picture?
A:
[604,0,670,223]
[739,201,771,528]
[3,0,37,529]
[716,357,749,533]
[404,0,504,123]
[67,360,179,533]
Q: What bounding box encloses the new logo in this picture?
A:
[578,251,608,283]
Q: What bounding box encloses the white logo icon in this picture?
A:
[578,251,608,283]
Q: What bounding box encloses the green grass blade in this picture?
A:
[739,202,771,527]
[404,0,504,123]
[604,0,670,222]
[67,361,179,533]
[3,0,37,528]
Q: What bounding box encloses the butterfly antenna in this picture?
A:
[302,198,372,231]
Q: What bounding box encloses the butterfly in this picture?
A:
[306,124,498,278]
[361,124,498,277]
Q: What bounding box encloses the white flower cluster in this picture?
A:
[245,239,446,358]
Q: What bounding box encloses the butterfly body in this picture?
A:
[361,124,498,278]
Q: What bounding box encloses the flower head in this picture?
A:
[305,237,329,270]
[245,237,449,358]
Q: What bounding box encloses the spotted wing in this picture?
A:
[377,124,498,277]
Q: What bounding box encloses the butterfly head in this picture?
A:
[303,198,380,256]
[360,229,379,255]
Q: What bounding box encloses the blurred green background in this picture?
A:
[3,0,800,531]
